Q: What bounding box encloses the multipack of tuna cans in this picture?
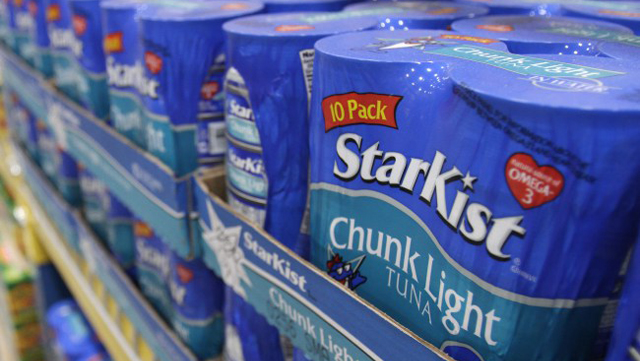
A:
[4,0,640,360]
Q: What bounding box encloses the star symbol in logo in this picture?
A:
[461,171,477,191]
[203,200,251,298]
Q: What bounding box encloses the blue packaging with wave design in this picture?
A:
[564,2,640,35]
[263,0,350,13]
[45,0,81,102]
[309,29,640,361]
[78,165,109,241]
[70,0,109,120]
[606,245,640,361]
[169,251,224,360]
[106,192,136,278]
[13,0,36,65]
[101,0,147,148]
[57,148,81,207]
[134,220,173,323]
[32,0,53,76]
[138,0,263,175]
[454,0,565,16]
[451,15,634,55]
[344,1,488,30]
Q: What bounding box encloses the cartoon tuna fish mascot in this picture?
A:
[326,246,367,291]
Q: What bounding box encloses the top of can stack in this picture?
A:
[223,11,378,37]
[261,0,351,13]
[449,53,640,112]
[314,29,509,62]
[343,1,489,30]
[563,1,640,33]
[100,0,149,10]
[139,0,264,21]
[451,15,633,54]
[454,0,566,16]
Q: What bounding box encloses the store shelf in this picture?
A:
[0,142,141,361]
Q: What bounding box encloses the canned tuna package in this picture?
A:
[31,0,53,76]
[223,11,377,245]
[564,2,640,35]
[11,97,39,161]
[134,220,173,322]
[597,35,640,60]
[344,1,488,30]
[310,29,640,360]
[223,285,289,361]
[3,0,18,52]
[454,0,565,16]
[451,15,633,55]
[607,245,640,361]
[45,0,81,102]
[70,0,109,120]
[46,300,110,361]
[78,165,109,241]
[169,251,224,360]
[13,0,36,65]
[138,0,263,175]
[57,148,81,207]
[105,192,136,277]
[0,0,12,45]
[262,0,349,13]
[101,0,148,148]
[36,119,59,184]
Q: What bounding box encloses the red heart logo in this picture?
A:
[505,153,564,209]
[72,15,87,36]
[200,81,219,100]
[176,264,193,284]
[145,51,162,75]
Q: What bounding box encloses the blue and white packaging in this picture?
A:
[11,96,39,160]
[138,0,263,175]
[169,251,224,360]
[344,1,489,30]
[598,35,640,60]
[310,29,640,361]
[101,0,147,148]
[0,0,12,45]
[70,0,109,120]
[78,164,109,241]
[606,245,640,361]
[451,15,633,55]
[57,148,81,207]
[134,220,173,322]
[223,11,377,246]
[262,0,349,13]
[13,0,36,65]
[46,300,111,361]
[45,0,81,101]
[564,2,640,35]
[31,0,54,76]
[36,118,59,184]
[223,285,289,361]
[105,191,136,277]
[455,0,565,16]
